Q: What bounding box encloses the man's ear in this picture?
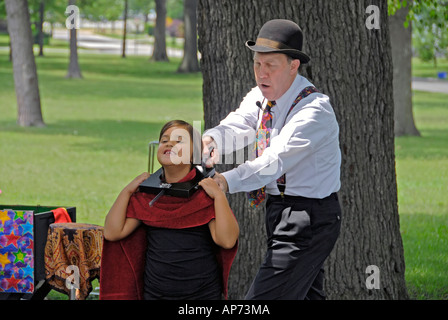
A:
[290,59,301,74]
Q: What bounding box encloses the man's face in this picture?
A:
[253,52,300,101]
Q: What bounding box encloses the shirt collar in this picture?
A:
[274,75,314,111]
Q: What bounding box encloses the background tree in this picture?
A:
[410,0,448,67]
[81,0,123,26]
[129,0,153,34]
[42,0,67,38]
[27,0,69,57]
[122,0,128,57]
[389,1,420,136]
[0,0,12,61]
[151,0,168,61]
[80,0,124,54]
[198,0,408,299]
[389,0,448,136]
[5,0,45,127]
[177,0,200,73]
[66,0,82,78]
[35,0,45,56]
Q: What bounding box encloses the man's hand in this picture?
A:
[212,172,229,193]
[202,135,219,168]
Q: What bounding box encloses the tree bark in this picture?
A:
[37,0,45,57]
[66,0,82,78]
[389,2,420,136]
[177,0,200,73]
[198,0,408,300]
[151,0,169,62]
[122,0,128,58]
[198,0,268,300]
[5,0,45,127]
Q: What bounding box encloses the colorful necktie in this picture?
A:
[247,86,319,208]
[247,100,275,208]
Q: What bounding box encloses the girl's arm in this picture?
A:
[103,172,149,241]
[199,178,239,249]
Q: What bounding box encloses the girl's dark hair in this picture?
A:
[159,120,203,166]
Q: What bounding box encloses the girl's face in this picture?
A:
[157,126,193,167]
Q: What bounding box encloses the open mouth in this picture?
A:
[164,150,176,155]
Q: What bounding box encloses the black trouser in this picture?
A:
[245,193,341,300]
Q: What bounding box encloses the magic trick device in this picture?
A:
[139,141,216,206]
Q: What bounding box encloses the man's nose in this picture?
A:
[257,65,268,78]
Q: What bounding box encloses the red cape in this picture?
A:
[100,169,238,300]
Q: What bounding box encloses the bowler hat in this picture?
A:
[245,19,310,64]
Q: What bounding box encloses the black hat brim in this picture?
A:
[245,40,310,64]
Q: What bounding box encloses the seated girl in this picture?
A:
[101,120,239,300]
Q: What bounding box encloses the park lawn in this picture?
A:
[0,52,202,299]
[412,57,448,79]
[0,52,203,228]
[0,50,447,300]
[395,90,448,300]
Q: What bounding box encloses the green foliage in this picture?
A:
[388,0,448,64]
[388,0,448,26]
[80,0,124,22]
[167,0,184,20]
[412,1,448,64]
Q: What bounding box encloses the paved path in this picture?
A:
[52,28,183,58]
[412,77,448,94]
[2,31,447,94]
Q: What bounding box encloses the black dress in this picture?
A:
[143,223,222,300]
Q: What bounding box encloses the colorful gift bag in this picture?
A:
[0,209,34,293]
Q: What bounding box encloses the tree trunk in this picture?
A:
[9,39,12,62]
[198,0,408,300]
[198,0,268,300]
[37,0,45,57]
[122,0,128,58]
[177,0,200,73]
[5,0,45,127]
[151,0,169,61]
[389,2,420,137]
[66,0,82,78]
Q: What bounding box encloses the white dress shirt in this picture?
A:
[203,74,341,199]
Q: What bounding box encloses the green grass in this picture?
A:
[0,52,203,228]
[395,90,448,300]
[1,46,447,300]
[412,57,448,79]
[0,51,202,300]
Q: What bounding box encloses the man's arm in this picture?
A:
[202,86,262,158]
[222,99,338,194]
